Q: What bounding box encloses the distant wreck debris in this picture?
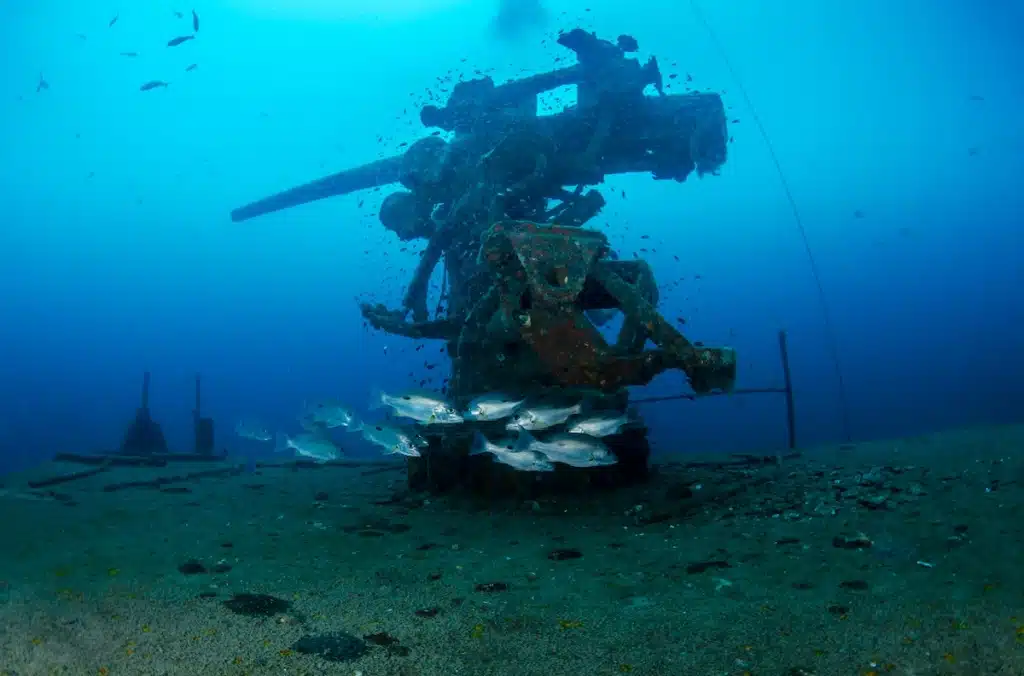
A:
[120,371,168,456]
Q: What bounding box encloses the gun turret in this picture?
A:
[420,28,662,135]
[229,29,725,224]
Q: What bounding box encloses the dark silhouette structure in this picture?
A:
[120,371,168,456]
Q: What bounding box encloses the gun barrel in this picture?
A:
[230,155,405,223]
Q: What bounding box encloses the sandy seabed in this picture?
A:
[0,425,1021,676]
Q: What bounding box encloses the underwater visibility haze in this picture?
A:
[0,1,1022,674]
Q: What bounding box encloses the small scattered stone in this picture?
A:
[858,467,884,487]
[364,632,410,656]
[313,491,329,501]
[223,593,291,617]
[839,579,869,591]
[908,482,927,496]
[212,563,232,574]
[548,548,582,561]
[345,520,411,536]
[827,604,849,616]
[857,494,889,510]
[686,560,731,575]
[832,532,873,549]
[775,537,800,546]
[791,582,815,590]
[415,607,440,618]
[178,560,207,575]
[198,591,217,599]
[293,632,367,663]
[427,571,443,581]
[636,511,672,526]
[416,543,439,551]
[220,542,233,548]
[475,582,509,593]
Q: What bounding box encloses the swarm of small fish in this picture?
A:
[368,388,637,472]
[233,387,637,471]
[234,397,426,464]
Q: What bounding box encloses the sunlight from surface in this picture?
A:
[221,0,477,21]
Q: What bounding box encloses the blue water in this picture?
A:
[1,0,1021,474]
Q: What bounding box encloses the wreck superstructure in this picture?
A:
[231,28,737,495]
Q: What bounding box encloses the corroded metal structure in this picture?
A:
[231,28,737,495]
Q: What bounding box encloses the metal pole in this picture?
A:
[141,371,151,411]
[194,373,202,422]
[778,330,797,450]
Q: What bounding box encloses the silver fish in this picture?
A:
[506,402,583,431]
[565,411,633,437]
[361,423,427,457]
[275,431,342,463]
[300,399,361,431]
[471,432,554,472]
[464,392,526,421]
[514,430,616,468]
[370,388,464,425]
[235,418,272,442]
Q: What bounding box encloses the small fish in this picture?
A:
[139,80,168,91]
[463,392,526,421]
[361,423,427,457]
[235,418,272,442]
[36,74,49,93]
[185,63,197,71]
[514,430,616,468]
[108,14,118,27]
[470,432,554,472]
[370,388,463,425]
[173,10,184,18]
[275,431,342,463]
[167,35,194,47]
[192,9,200,32]
[565,411,634,437]
[300,399,361,431]
[506,402,584,431]
[119,51,138,57]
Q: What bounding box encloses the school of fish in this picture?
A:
[235,389,637,471]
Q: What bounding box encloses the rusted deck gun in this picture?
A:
[229,29,726,224]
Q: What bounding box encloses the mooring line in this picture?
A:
[687,0,853,441]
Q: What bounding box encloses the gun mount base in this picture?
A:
[478,220,737,393]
